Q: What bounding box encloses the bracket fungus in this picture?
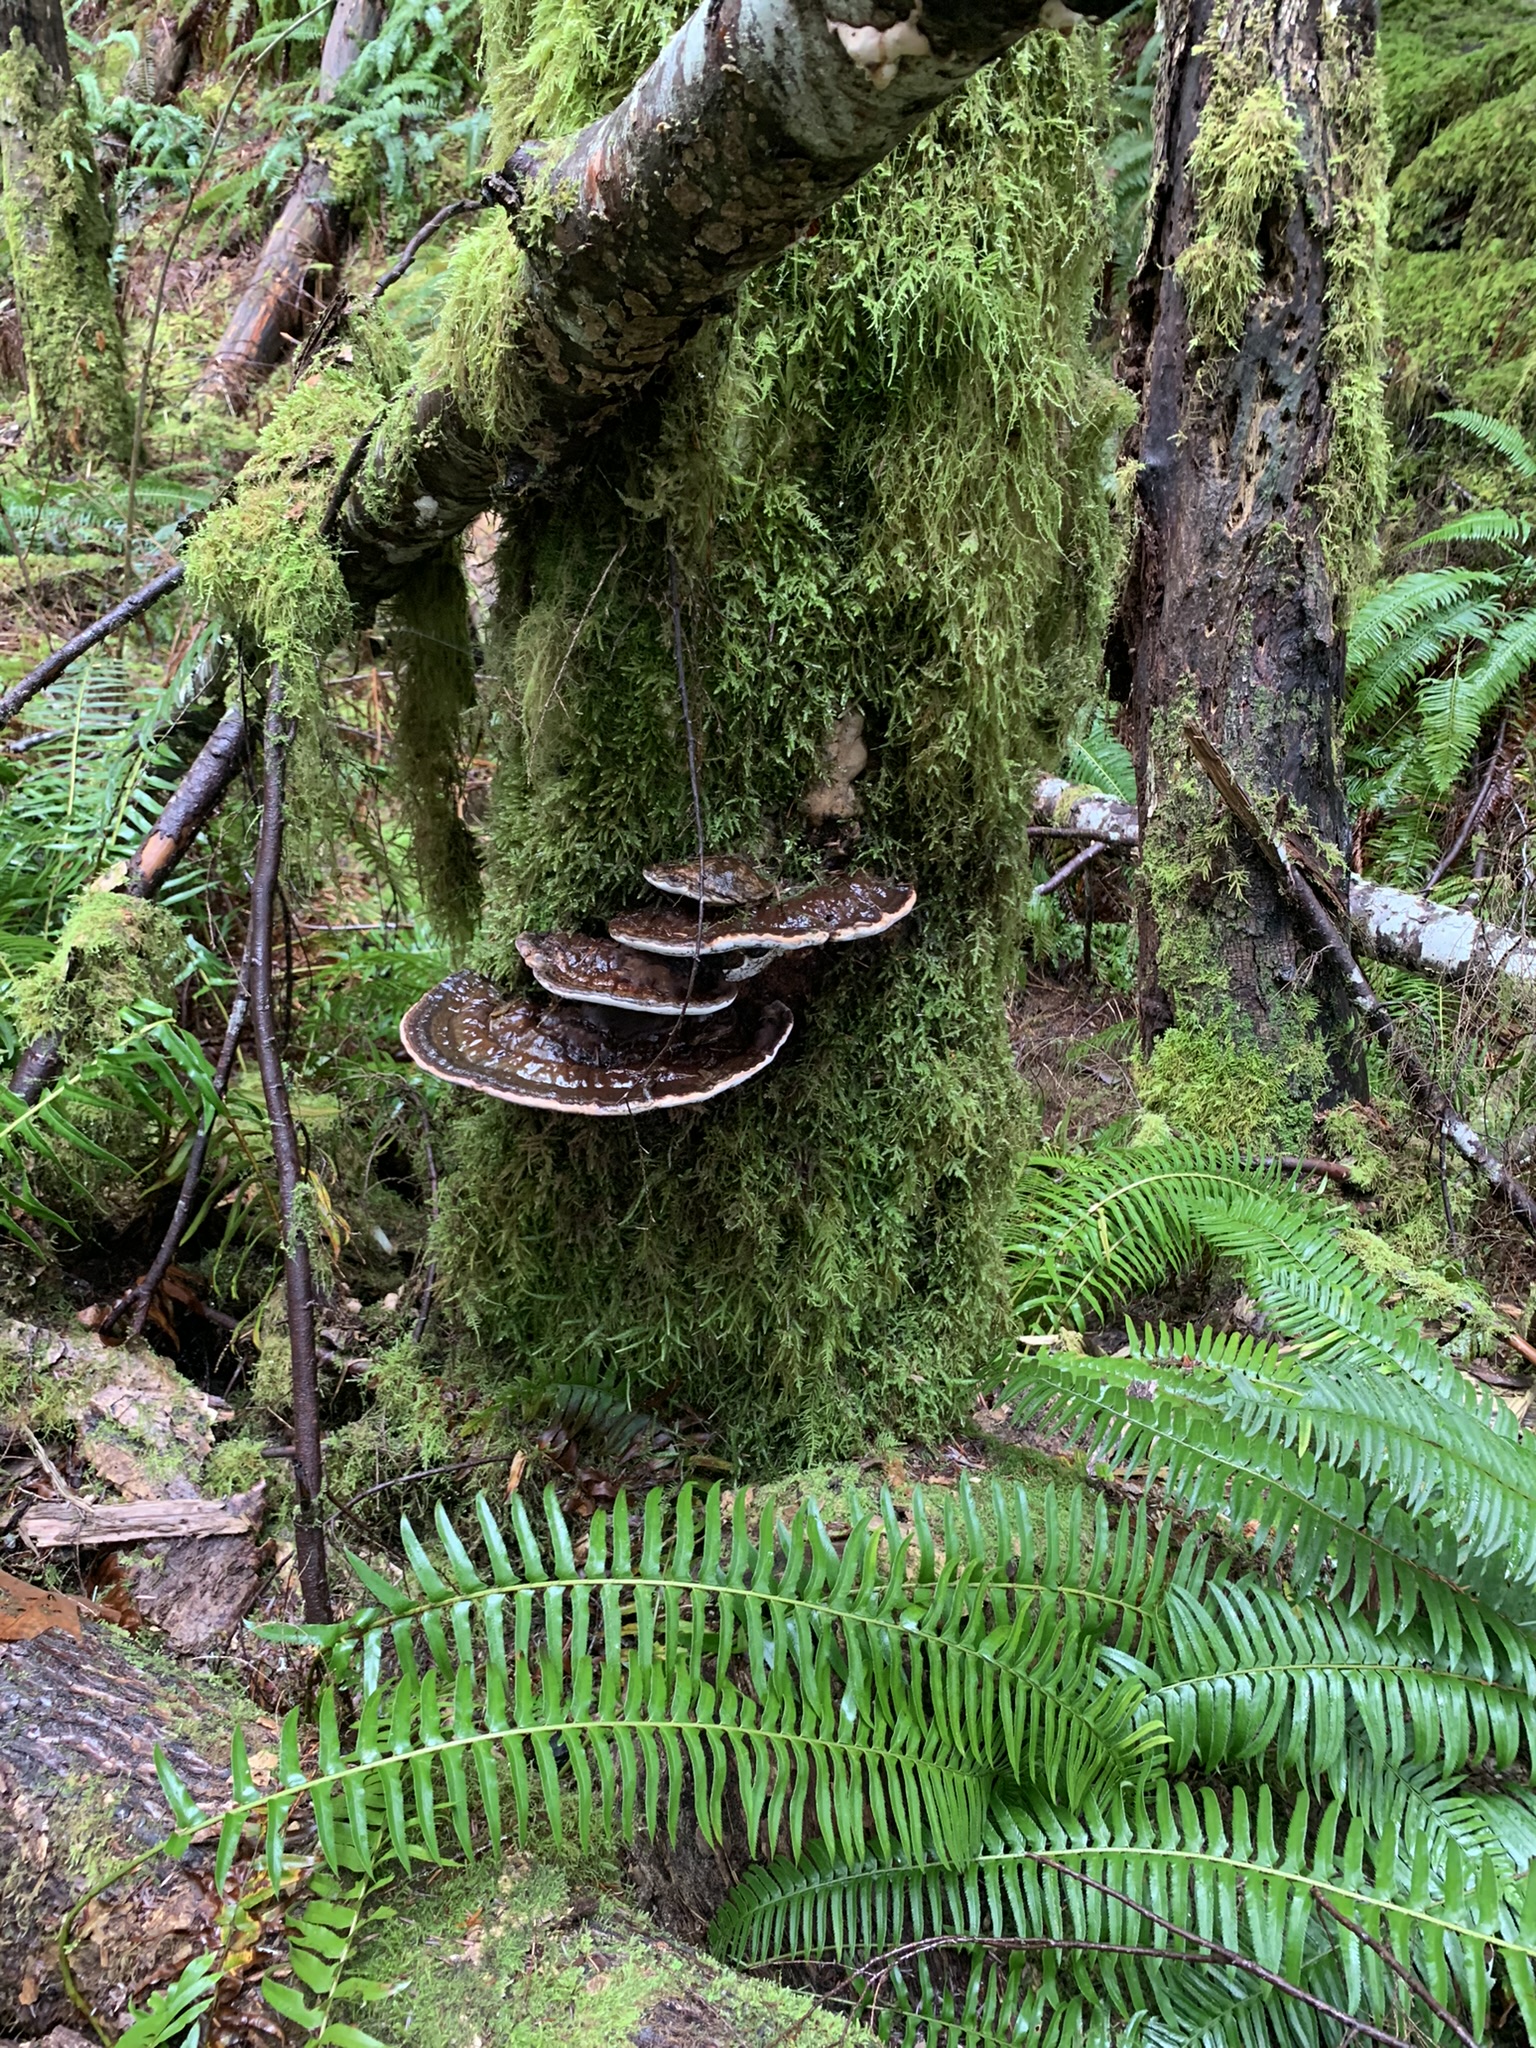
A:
[400,971,792,1115]
[641,856,775,906]
[399,864,914,1115]
[516,931,737,1016]
[610,874,916,957]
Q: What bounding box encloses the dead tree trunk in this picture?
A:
[1107,0,1387,1103]
[0,1614,247,2035]
[0,0,132,462]
[192,0,382,411]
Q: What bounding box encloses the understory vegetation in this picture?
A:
[5,0,1536,2045]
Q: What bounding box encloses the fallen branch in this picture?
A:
[125,699,251,897]
[1032,775,1536,990]
[1183,719,1536,1240]
[250,664,331,1622]
[18,1486,264,1550]
[0,564,185,728]
[1034,840,1106,900]
[192,0,384,410]
[1425,715,1509,891]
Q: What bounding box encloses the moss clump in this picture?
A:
[434,21,1126,1464]
[0,32,132,463]
[1135,1021,1313,1151]
[388,549,483,944]
[1176,63,1302,354]
[325,1336,459,1505]
[13,890,182,1057]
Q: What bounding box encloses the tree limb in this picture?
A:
[331,0,1112,600]
[0,565,185,729]
[250,665,332,1623]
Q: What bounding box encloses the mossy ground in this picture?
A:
[335,1852,869,2048]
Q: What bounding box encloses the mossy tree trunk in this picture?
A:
[0,0,132,464]
[1108,0,1388,1127]
[186,0,1122,1461]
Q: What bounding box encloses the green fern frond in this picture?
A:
[1342,1744,1536,1894]
[1139,1573,1536,1790]
[713,1782,1536,2044]
[1344,593,1501,728]
[1007,1142,1341,1332]
[1435,408,1536,481]
[1413,509,1534,551]
[1066,711,1136,805]
[1346,568,1502,671]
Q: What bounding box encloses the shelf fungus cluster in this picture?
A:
[399,861,916,1115]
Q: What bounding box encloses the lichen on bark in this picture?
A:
[0,27,132,463]
[430,15,1127,1463]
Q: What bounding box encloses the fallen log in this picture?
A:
[192,0,384,411]
[1031,776,1536,991]
[0,1613,260,2034]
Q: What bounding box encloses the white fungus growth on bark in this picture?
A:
[827,9,931,87]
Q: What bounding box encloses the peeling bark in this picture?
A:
[333,0,1109,601]
[1107,0,1384,1085]
[192,0,383,411]
[1032,776,1536,990]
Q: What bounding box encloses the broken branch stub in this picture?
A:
[400,971,792,1114]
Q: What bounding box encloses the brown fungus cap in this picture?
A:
[610,874,916,958]
[399,971,792,1115]
[516,931,736,1016]
[642,855,775,906]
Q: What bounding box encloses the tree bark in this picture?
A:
[192,0,383,411]
[331,0,1112,605]
[0,1616,248,2035]
[1107,0,1386,1096]
[0,0,133,462]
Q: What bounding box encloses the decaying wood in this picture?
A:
[0,1615,255,2033]
[1032,777,1536,992]
[17,1486,263,1549]
[332,0,1111,601]
[1185,720,1536,1239]
[193,0,384,410]
[1107,0,1377,1071]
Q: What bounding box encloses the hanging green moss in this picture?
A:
[432,21,1128,1464]
[0,31,132,463]
[1174,35,1303,355]
[387,548,483,944]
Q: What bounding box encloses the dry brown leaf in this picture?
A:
[0,1565,83,1641]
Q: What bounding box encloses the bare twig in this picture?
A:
[1312,1895,1479,2048]
[1034,840,1106,899]
[1425,716,1508,891]
[0,565,186,728]
[251,664,331,1623]
[1269,1153,1356,1183]
[367,195,486,307]
[1184,718,1536,1240]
